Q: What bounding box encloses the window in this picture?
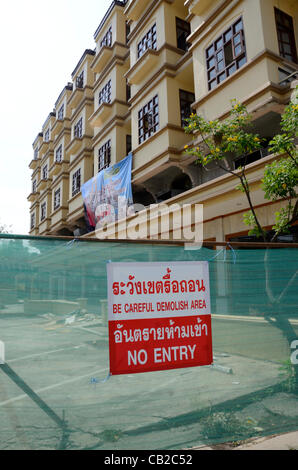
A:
[98,140,111,172]
[98,80,112,106]
[206,17,247,91]
[55,144,63,163]
[74,118,83,139]
[42,164,48,180]
[58,104,64,120]
[179,89,195,127]
[126,135,132,155]
[32,180,37,194]
[44,129,50,142]
[126,79,131,102]
[34,148,38,160]
[41,202,46,222]
[54,188,61,210]
[126,21,130,45]
[176,18,191,52]
[275,8,297,63]
[30,213,35,230]
[100,26,112,48]
[76,71,84,89]
[137,24,157,59]
[72,169,81,196]
[138,95,159,144]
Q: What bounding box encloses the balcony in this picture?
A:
[37,177,50,192]
[131,126,187,184]
[67,194,84,227]
[65,136,83,155]
[191,50,298,122]
[39,218,51,235]
[27,191,39,203]
[29,226,39,236]
[124,0,151,21]
[91,46,113,73]
[51,119,64,141]
[126,49,159,85]
[50,207,69,231]
[39,139,51,156]
[89,102,113,127]
[49,160,68,178]
[233,145,271,170]
[29,157,40,170]
[40,150,54,170]
[67,87,84,110]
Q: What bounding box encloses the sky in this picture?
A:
[0,0,112,235]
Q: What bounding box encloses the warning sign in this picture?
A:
[107,261,213,375]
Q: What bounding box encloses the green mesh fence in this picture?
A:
[0,234,297,450]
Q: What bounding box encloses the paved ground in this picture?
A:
[0,308,298,450]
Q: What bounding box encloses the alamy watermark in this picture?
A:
[93,198,204,250]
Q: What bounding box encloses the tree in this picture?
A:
[184,90,298,392]
[0,221,12,234]
[261,87,298,239]
[183,86,298,241]
[262,158,297,238]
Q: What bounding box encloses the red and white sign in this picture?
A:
[107,261,213,375]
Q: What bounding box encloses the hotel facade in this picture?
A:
[28,0,298,242]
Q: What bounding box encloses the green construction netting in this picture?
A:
[0,234,297,450]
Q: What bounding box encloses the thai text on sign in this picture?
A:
[107,261,213,375]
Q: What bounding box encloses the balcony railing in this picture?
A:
[279,68,298,86]
[234,146,270,170]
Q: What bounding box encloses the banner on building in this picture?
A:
[107,261,213,376]
[81,153,133,231]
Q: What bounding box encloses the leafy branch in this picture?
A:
[183,87,298,241]
[184,100,266,240]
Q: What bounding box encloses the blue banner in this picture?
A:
[81,153,133,232]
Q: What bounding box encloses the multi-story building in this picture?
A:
[29,0,298,242]
[49,83,73,235]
